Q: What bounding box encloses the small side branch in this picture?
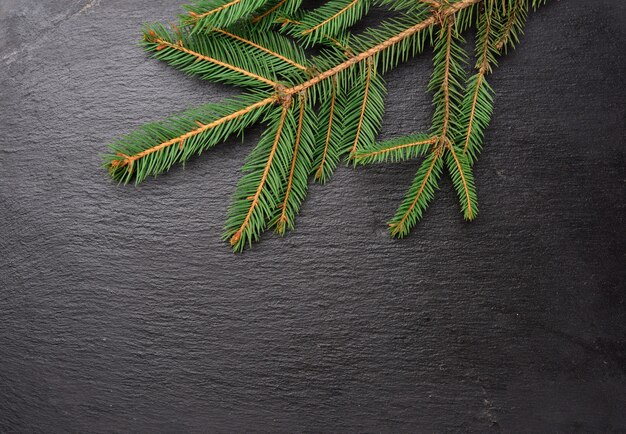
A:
[251,0,288,23]
[446,142,475,219]
[189,0,243,20]
[214,29,308,71]
[350,60,373,156]
[111,96,277,170]
[301,0,361,36]
[230,105,290,246]
[355,136,437,163]
[315,78,338,181]
[276,95,306,233]
[150,36,279,87]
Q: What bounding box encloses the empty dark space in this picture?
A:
[0,0,625,432]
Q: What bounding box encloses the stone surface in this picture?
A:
[1,0,625,432]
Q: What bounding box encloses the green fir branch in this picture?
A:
[458,2,498,163]
[388,151,444,238]
[445,142,478,220]
[312,77,347,183]
[106,93,274,184]
[495,0,528,53]
[459,73,494,164]
[287,0,373,46]
[143,24,282,88]
[224,102,297,251]
[270,93,317,234]
[354,134,436,165]
[389,19,470,233]
[103,0,553,251]
[183,0,271,32]
[250,0,304,29]
[346,61,387,157]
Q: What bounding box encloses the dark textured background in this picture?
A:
[1,0,625,432]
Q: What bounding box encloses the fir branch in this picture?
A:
[445,142,478,220]
[347,60,387,157]
[285,1,478,96]
[495,0,528,53]
[429,20,466,144]
[459,73,494,163]
[388,151,444,238]
[113,0,480,175]
[143,25,280,88]
[351,59,374,156]
[251,0,289,23]
[103,0,551,251]
[458,3,497,163]
[475,2,498,75]
[313,78,344,183]
[250,0,303,28]
[275,16,356,59]
[374,0,434,12]
[110,4,471,185]
[183,0,271,32]
[337,9,431,75]
[213,28,308,72]
[271,93,317,234]
[388,16,469,235]
[106,94,276,184]
[354,134,437,164]
[225,102,295,251]
[292,0,373,46]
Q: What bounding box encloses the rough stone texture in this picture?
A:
[1,0,625,432]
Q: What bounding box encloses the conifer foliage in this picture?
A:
[105,0,551,251]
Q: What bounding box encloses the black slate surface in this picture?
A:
[1,0,625,432]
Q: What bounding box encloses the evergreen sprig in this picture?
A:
[105,0,551,251]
